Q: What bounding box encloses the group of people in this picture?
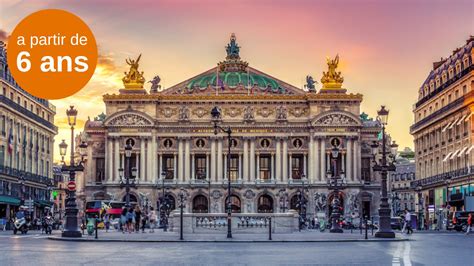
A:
[118,205,158,234]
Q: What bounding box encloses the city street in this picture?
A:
[0,231,472,265]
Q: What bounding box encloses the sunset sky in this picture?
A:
[0,0,472,162]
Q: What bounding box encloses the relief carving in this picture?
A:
[256,107,274,118]
[316,114,358,126]
[108,114,152,126]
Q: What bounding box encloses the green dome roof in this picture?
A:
[186,71,282,92]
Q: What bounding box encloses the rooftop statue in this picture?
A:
[321,54,344,89]
[149,75,161,92]
[305,75,317,92]
[122,54,145,89]
[225,33,240,59]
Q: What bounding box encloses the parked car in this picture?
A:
[451,211,474,232]
[390,217,403,230]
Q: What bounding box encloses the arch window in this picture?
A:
[257,195,274,213]
[192,195,208,213]
[225,195,241,213]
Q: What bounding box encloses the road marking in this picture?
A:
[392,241,403,266]
[403,242,412,266]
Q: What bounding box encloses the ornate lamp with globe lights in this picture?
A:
[371,106,397,238]
[60,106,88,238]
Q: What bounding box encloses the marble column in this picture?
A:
[243,139,249,181]
[308,136,314,181]
[250,139,256,181]
[173,153,177,180]
[206,154,210,181]
[314,138,320,181]
[320,139,326,182]
[353,139,359,182]
[271,153,275,180]
[239,154,243,180]
[107,137,113,183]
[346,138,352,181]
[288,153,292,181]
[210,138,216,182]
[303,154,307,179]
[140,138,145,181]
[114,138,120,182]
[147,138,152,183]
[191,154,195,180]
[223,153,228,180]
[217,138,223,181]
[177,138,183,181]
[275,139,281,181]
[282,138,288,182]
[152,136,157,184]
[256,153,260,181]
[184,138,190,182]
[158,154,162,181]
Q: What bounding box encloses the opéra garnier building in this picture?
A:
[80,34,383,219]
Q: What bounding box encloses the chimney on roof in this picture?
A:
[433,57,446,70]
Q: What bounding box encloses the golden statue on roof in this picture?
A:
[123,54,145,89]
[321,54,344,89]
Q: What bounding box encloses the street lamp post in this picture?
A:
[60,106,88,238]
[178,188,186,240]
[211,106,233,239]
[372,106,397,238]
[159,171,170,232]
[119,143,137,208]
[327,144,345,233]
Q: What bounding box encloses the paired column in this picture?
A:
[275,139,281,181]
[249,139,256,181]
[320,138,326,181]
[178,139,184,181]
[146,137,152,183]
[140,138,145,181]
[114,138,120,182]
[152,136,157,184]
[282,138,288,181]
[210,138,216,181]
[184,138,190,182]
[217,138,223,181]
[288,153,292,182]
[353,139,360,182]
[346,138,352,181]
[243,139,249,181]
[314,137,320,181]
[106,137,113,183]
[308,136,314,181]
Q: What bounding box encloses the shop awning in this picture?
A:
[450,149,460,159]
[0,195,21,206]
[442,122,452,132]
[34,200,53,207]
[443,152,453,162]
[449,117,459,129]
[457,114,468,125]
[458,146,468,157]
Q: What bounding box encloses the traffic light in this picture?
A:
[52,190,58,200]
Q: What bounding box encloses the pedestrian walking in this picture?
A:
[141,213,147,233]
[126,207,134,233]
[149,207,157,233]
[104,213,110,233]
[465,213,472,235]
[120,207,127,233]
[135,206,142,233]
[403,209,413,234]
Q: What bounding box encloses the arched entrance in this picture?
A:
[122,194,138,205]
[225,195,241,213]
[327,191,345,218]
[192,195,209,213]
[290,193,307,215]
[257,195,274,213]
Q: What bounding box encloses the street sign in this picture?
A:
[24,199,34,211]
[67,181,76,191]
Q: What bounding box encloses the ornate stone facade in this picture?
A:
[79,35,383,221]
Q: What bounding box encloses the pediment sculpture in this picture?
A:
[315,113,359,126]
[243,106,255,122]
[108,114,152,126]
[276,105,288,121]
[178,106,190,121]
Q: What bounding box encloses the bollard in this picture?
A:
[95,217,98,240]
[371,216,374,236]
[364,216,368,240]
[269,217,272,241]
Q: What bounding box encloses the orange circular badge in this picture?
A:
[7,9,98,99]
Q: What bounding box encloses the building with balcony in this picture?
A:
[79,34,385,220]
[0,41,57,222]
[390,159,416,216]
[410,36,474,226]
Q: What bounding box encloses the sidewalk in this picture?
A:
[48,229,409,243]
